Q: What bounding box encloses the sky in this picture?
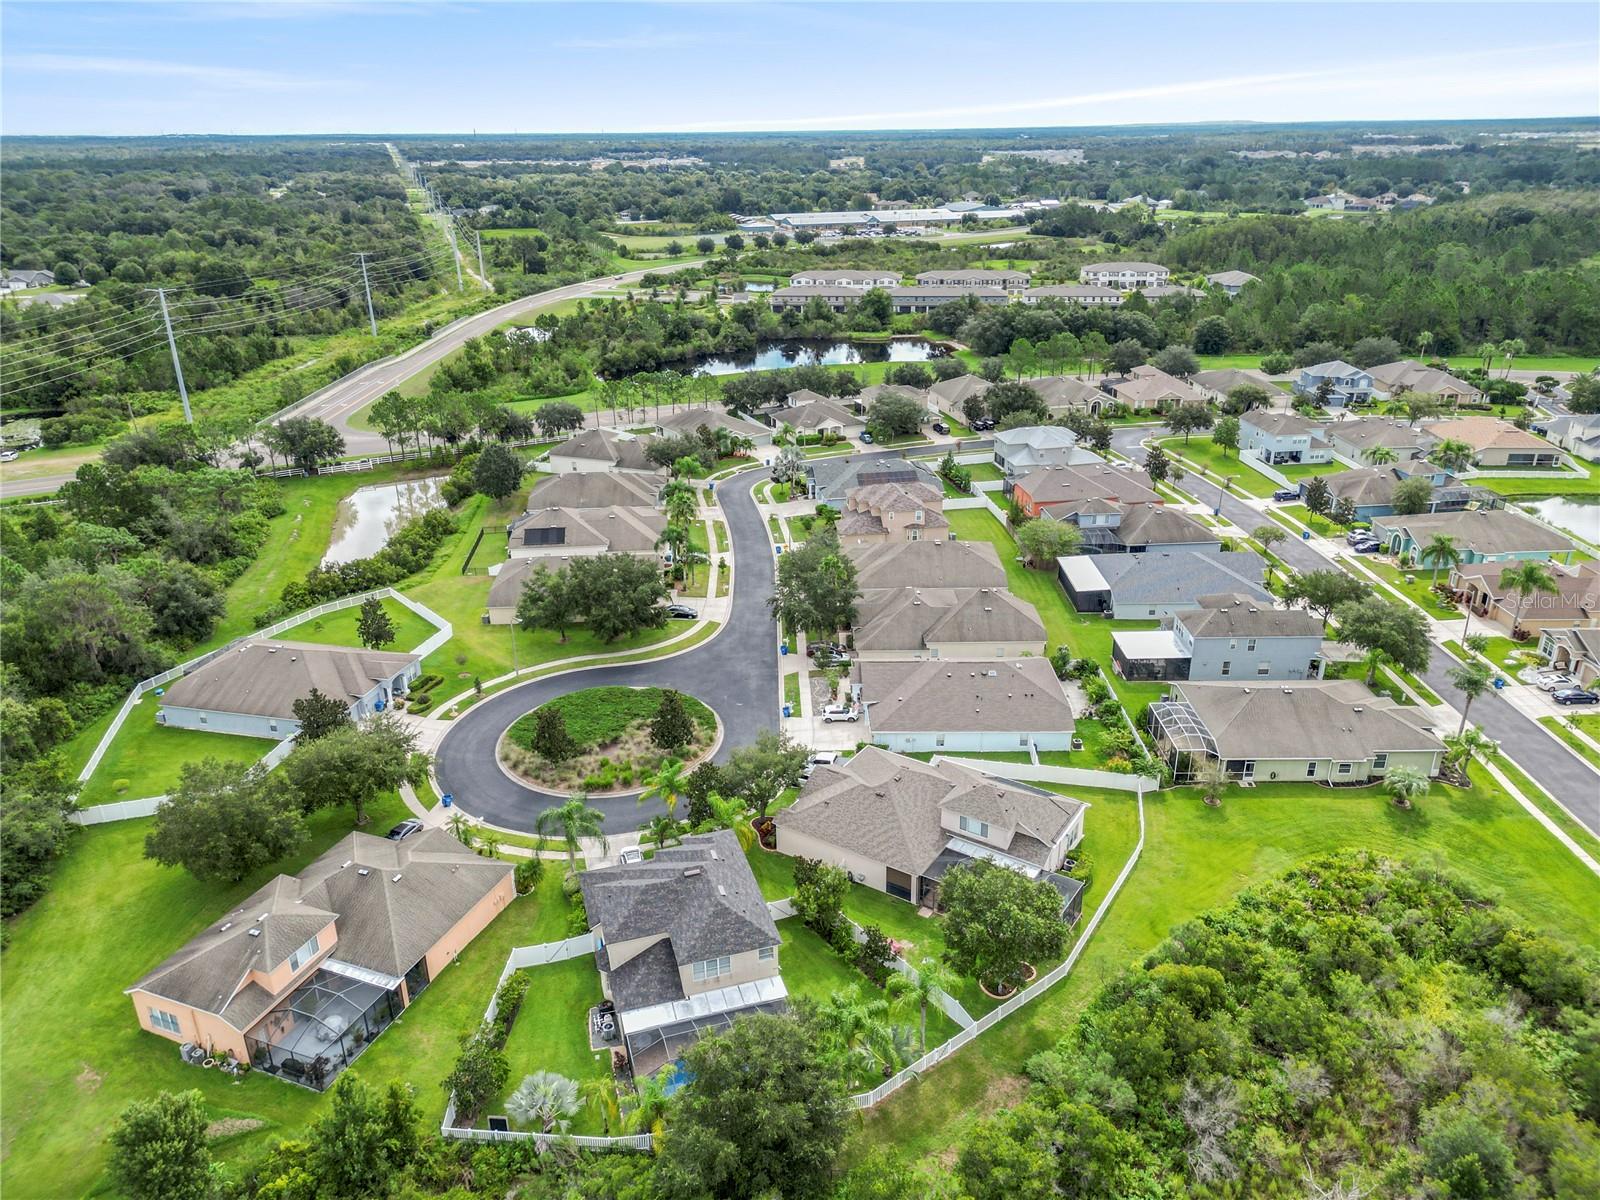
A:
[2,1,1597,137]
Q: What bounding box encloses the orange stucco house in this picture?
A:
[127,828,513,1090]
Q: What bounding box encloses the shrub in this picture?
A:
[855,923,896,986]
[514,857,544,896]
[407,692,434,715]
[493,972,531,1038]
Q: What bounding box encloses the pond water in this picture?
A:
[691,338,948,377]
[1518,495,1600,544]
[323,475,448,566]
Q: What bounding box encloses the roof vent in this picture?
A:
[682,866,703,878]
[1353,706,1364,713]
[340,860,352,869]
[392,873,403,883]
[219,922,233,932]
[248,929,261,938]
[1283,687,1292,694]
[717,885,727,897]
[357,868,370,877]
[267,647,278,654]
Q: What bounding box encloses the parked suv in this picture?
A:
[821,704,859,723]
[1272,488,1299,502]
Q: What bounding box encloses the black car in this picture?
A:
[1272,488,1299,502]
[664,604,698,620]
[1552,688,1599,706]
[387,819,424,841]
[931,421,949,435]
[807,642,847,658]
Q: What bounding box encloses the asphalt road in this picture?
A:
[433,467,778,835]
[1114,421,1600,839]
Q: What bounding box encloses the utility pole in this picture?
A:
[356,253,379,336]
[446,224,464,291]
[153,287,193,424]
[474,229,488,289]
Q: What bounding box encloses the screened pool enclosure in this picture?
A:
[245,962,407,1090]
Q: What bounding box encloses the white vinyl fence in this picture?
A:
[933,755,1158,794]
[70,588,450,825]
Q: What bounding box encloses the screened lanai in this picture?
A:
[1147,698,1217,784]
[245,962,404,1090]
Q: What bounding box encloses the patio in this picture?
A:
[245,964,405,1090]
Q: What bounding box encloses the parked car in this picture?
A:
[1553,688,1599,705]
[806,642,847,659]
[1346,530,1375,547]
[386,819,423,841]
[0,449,19,463]
[860,431,875,444]
[931,421,949,435]
[1536,674,1575,693]
[821,704,859,723]
[800,751,841,781]
[663,604,698,620]
[813,652,852,670]
[1272,488,1299,502]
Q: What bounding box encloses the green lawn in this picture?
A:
[965,461,1003,482]
[272,596,438,652]
[507,685,714,750]
[1159,437,1279,498]
[1539,717,1600,769]
[76,695,277,806]
[1458,634,1541,675]
[784,672,802,713]
[1354,556,1463,619]
[854,766,1600,1165]
[494,957,611,1133]
[1476,456,1600,498]
[1276,502,1339,536]
[943,509,1166,711]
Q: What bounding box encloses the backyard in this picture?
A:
[74,696,276,806]
[273,596,439,652]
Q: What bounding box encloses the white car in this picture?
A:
[800,751,841,781]
[1536,673,1574,692]
[0,450,19,462]
[821,705,859,724]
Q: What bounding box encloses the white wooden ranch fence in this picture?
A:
[70,588,450,825]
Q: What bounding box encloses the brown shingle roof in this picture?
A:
[859,657,1075,734]
[848,539,1006,589]
[854,586,1046,652]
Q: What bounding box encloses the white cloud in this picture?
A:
[5,53,310,90]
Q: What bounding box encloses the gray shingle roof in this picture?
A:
[606,939,686,1010]
[858,657,1074,734]
[549,428,657,470]
[656,409,769,439]
[1014,463,1161,506]
[526,472,666,508]
[579,831,778,967]
[854,586,1046,652]
[1173,680,1443,762]
[848,539,1006,589]
[788,398,861,430]
[808,455,938,504]
[161,641,419,721]
[1243,411,1323,438]
[1112,504,1219,547]
[1177,595,1323,639]
[1376,507,1574,556]
[507,506,666,553]
[1078,549,1270,607]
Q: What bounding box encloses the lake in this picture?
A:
[691,338,948,377]
[1519,495,1600,544]
[323,475,448,565]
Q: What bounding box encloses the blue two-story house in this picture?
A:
[1293,360,1374,408]
[1111,593,1327,682]
[1239,411,1334,466]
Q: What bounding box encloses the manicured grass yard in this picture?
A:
[1477,456,1600,498]
[272,596,439,652]
[494,957,611,1133]
[1352,556,1463,619]
[1158,437,1279,499]
[1273,458,1349,482]
[508,685,714,750]
[854,766,1600,1166]
[75,695,276,806]
[1539,716,1600,769]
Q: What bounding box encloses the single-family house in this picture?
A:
[1542,414,1600,464]
[1369,507,1575,564]
[1293,360,1374,408]
[507,506,668,561]
[1021,284,1124,307]
[1317,461,1468,521]
[848,538,1007,591]
[1111,592,1326,682]
[853,586,1046,660]
[1079,261,1169,289]
[1149,679,1445,783]
[1058,549,1271,618]
[928,374,990,418]
[580,831,784,1078]
[1451,560,1600,636]
[1422,417,1563,468]
[128,829,513,1087]
[788,269,900,288]
[1078,503,1223,554]
[786,397,864,440]
[545,428,658,474]
[1109,365,1208,411]
[655,408,772,448]
[1326,418,1437,463]
[525,471,667,509]
[992,426,1097,478]
[1539,625,1600,689]
[1368,360,1483,405]
[855,657,1075,754]
[1011,462,1162,519]
[1205,270,1259,296]
[1240,410,1335,465]
[838,481,948,545]
[807,455,939,509]
[1190,367,1279,404]
[915,269,1029,292]
[158,642,421,740]
[1027,375,1110,415]
[0,268,55,291]
[775,748,1086,917]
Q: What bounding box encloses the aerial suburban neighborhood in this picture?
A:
[1,4,1598,1199]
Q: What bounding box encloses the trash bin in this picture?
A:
[441,793,454,808]
[1301,530,1311,540]
[782,704,792,718]
[780,644,789,655]
[1492,677,1505,690]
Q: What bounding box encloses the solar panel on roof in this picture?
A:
[857,468,917,487]
[522,526,567,546]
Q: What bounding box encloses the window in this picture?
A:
[1246,639,1256,652]
[959,815,991,839]
[758,946,776,962]
[269,721,279,733]
[1148,608,1157,616]
[1220,661,1232,677]
[692,955,733,983]
[1257,663,1271,676]
[1305,761,1318,778]
[199,714,207,725]
[1336,762,1354,776]
[149,1008,181,1034]
[935,734,946,748]
[1373,753,1388,770]
[287,934,320,974]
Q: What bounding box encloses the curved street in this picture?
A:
[433,467,778,834]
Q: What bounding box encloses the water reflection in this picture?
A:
[692,339,947,377]
[323,475,447,565]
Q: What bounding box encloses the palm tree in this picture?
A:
[643,814,682,849]
[477,828,503,859]
[1446,659,1495,736]
[1498,337,1526,379]
[1476,341,1498,374]
[1499,560,1557,638]
[535,794,607,876]
[1195,758,1228,807]
[1431,438,1475,473]
[1420,533,1462,586]
[578,1077,619,1136]
[678,548,708,588]
[896,956,958,1054]
[446,810,474,847]
[507,1072,580,1134]
[817,984,908,1075]
[1384,765,1431,810]
[640,757,687,818]
[1363,444,1398,466]
[1361,646,1392,689]
[698,792,755,851]
[812,503,839,530]
[621,1070,673,1137]
[1417,330,1434,359]
[1442,726,1495,781]
[656,524,691,580]
[661,480,699,528]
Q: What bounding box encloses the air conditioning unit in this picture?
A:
[1238,778,1256,788]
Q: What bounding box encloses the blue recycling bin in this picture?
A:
[441,793,454,807]
[782,704,792,718]
[1492,677,1505,690]
[780,644,789,656]
[1301,530,1311,540]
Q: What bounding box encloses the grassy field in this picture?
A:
[854,765,1600,1164]
[273,596,439,651]
[1477,456,1600,498]
[495,956,610,1134]
[1159,436,1279,498]
[75,696,277,806]
[1539,716,1600,769]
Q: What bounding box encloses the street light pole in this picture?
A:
[153,287,193,424]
